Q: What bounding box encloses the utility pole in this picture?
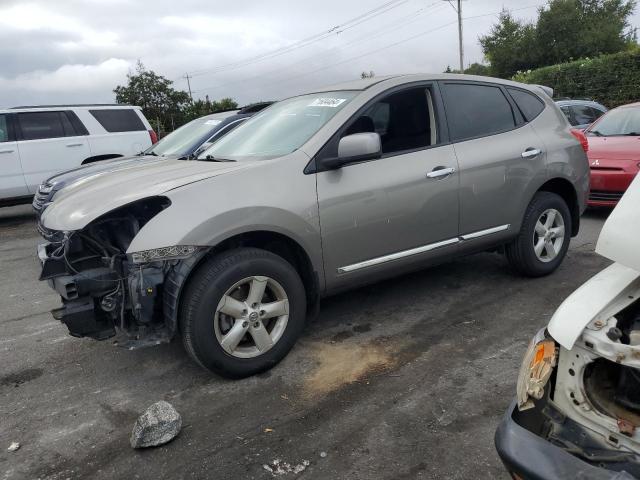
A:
[443,0,465,72]
[456,0,464,72]
[183,73,193,101]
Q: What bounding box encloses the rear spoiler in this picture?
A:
[533,85,554,98]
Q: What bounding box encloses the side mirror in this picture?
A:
[320,132,381,170]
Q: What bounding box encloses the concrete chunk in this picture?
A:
[130,401,182,449]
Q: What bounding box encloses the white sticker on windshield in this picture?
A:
[204,119,222,125]
[308,98,347,108]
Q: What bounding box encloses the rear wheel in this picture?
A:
[506,192,571,277]
[180,248,307,378]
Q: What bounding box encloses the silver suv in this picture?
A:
[37,74,589,378]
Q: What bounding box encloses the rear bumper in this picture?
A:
[495,400,636,480]
[588,167,637,207]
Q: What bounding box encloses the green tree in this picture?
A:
[479,11,539,78]
[464,63,491,76]
[480,0,637,78]
[443,63,490,75]
[114,61,191,132]
[181,96,239,123]
[536,0,637,65]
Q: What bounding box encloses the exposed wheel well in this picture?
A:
[166,231,320,335]
[537,178,580,236]
[82,154,123,165]
[211,231,319,304]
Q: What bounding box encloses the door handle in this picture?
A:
[0,149,14,154]
[426,167,456,179]
[521,148,542,158]
[66,143,84,147]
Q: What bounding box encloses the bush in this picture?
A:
[513,48,640,108]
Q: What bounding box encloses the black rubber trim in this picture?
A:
[495,401,636,480]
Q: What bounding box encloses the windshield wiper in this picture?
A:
[202,155,236,162]
[622,132,640,136]
[145,151,158,156]
[588,130,604,137]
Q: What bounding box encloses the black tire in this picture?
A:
[180,248,307,378]
[506,191,572,277]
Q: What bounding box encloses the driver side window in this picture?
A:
[343,86,438,155]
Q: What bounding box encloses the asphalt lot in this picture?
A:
[0,203,612,480]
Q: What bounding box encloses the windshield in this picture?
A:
[198,91,358,161]
[587,106,640,137]
[147,113,235,157]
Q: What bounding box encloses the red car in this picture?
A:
[585,102,640,207]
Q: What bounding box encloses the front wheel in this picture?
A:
[506,192,572,277]
[180,248,307,378]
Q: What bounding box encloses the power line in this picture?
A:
[188,2,542,99]
[191,2,446,95]
[463,4,540,21]
[256,19,459,92]
[184,0,412,79]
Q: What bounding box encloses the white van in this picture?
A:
[0,104,156,206]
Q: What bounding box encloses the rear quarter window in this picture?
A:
[507,88,545,122]
[90,109,146,132]
[441,83,516,141]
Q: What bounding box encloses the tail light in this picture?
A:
[570,129,589,152]
[148,130,158,144]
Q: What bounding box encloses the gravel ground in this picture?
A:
[0,204,611,480]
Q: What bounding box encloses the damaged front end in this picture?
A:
[551,297,640,464]
[499,279,640,478]
[37,196,202,348]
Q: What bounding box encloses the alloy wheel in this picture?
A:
[532,208,565,263]
[214,276,289,358]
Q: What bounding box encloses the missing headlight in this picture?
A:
[130,245,200,264]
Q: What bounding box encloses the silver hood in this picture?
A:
[41,159,253,231]
[596,173,640,272]
[548,174,640,349]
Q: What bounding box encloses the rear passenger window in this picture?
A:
[59,112,76,136]
[570,105,598,126]
[90,109,145,132]
[442,83,516,141]
[0,115,8,142]
[560,106,575,125]
[18,112,65,140]
[507,88,545,122]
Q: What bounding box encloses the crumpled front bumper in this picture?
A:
[38,242,119,340]
[495,400,636,480]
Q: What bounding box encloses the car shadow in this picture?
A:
[0,203,35,226]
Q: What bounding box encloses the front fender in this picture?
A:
[126,158,322,276]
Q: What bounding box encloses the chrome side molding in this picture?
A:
[460,224,510,240]
[337,224,510,273]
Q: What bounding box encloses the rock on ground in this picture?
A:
[130,401,182,449]
[7,442,20,452]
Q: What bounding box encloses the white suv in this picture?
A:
[0,104,155,206]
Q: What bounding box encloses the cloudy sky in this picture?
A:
[0,0,638,108]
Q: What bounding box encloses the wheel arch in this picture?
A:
[536,177,580,237]
[164,230,321,337]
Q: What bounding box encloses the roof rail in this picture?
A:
[9,103,134,109]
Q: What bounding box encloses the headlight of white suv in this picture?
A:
[516,328,558,411]
[130,245,199,264]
